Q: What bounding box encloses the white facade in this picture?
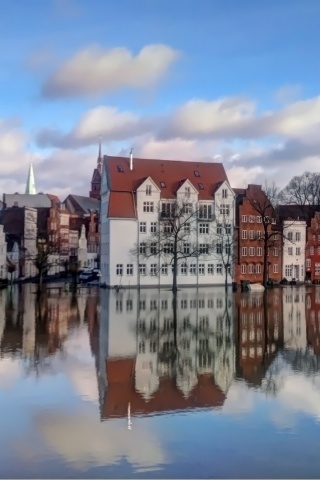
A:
[282,220,307,282]
[24,207,38,278]
[99,287,235,401]
[282,286,307,350]
[101,163,236,287]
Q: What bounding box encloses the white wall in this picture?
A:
[282,221,306,281]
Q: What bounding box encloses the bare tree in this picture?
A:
[132,199,207,293]
[31,235,61,290]
[209,214,237,292]
[280,172,320,206]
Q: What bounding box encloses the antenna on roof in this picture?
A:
[130,148,133,171]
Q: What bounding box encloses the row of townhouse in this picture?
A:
[100,154,319,288]
[0,193,100,280]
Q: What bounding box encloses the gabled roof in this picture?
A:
[104,155,229,201]
[64,194,100,215]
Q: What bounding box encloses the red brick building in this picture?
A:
[89,141,102,200]
[305,211,320,282]
[234,185,282,285]
[306,287,320,354]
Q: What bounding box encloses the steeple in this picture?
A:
[25,163,37,195]
[97,136,102,174]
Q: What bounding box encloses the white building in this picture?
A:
[282,220,307,282]
[282,286,307,350]
[0,225,7,280]
[100,155,236,287]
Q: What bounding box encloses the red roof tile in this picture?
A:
[105,155,228,201]
[108,192,136,218]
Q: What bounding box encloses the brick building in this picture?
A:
[89,140,102,200]
[234,185,282,285]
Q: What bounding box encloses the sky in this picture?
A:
[1,0,320,199]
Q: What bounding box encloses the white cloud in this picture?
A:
[222,380,255,415]
[42,44,179,98]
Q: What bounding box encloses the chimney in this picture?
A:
[130,148,133,171]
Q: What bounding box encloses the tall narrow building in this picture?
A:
[25,163,37,195]
[89,139,102,200]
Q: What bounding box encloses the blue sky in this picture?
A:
[1,0,320,198]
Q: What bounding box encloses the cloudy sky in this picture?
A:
[1,0,320,199]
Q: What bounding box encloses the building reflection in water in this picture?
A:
[0,284,99,375]
[99,287,235,420]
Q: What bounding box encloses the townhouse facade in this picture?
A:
[282,220,307,282]
[100,155,236,288]
[305,211,320,282]
[235,185,282,285]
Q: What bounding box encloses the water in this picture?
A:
[1,283,320,478]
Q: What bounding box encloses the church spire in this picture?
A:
[97,136,102,174]
[25,163,37,195]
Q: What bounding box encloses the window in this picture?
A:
[184,223,190,233]
[139,243,146,254]
[181,263,187,275]
[146,185,152,195]
[222,188,228,198]
[295,232,301,241]
[208,264,214,275]
[150,222,157,233]
[288,232,293,241]
[185,187,191,197]
[116,264,123,276]
[194,170,200,177]
[315,264,320,276]
[273,264,278,273]
[220,204,230,216]
[161,264,168,275]
[242,247,247,257]
[242,230,247,239]
[161,202,174,218]
[285,265,293,277]
[198,183,204,190]
[199,223,209,234]
[241,264,246,274]
[217,264,223,274]
[255,264,261,274]
[273,248,279,256]
[249,247,255,256]
[117,164,124,172]
[199,264,205,275]
[190,264,196,275]
[200,244,209,255]
[257,247,262,256]
[257,231,263,239]
[160,181,166,188]
[249,230,255,240]
[225,243,231,255]
[216,243,222,254]
[288,247,293,256]
[139,264,146,275]
[183,203,192,214]
[164,243,174,254]
[217,224,223,234]
[139,222,146,233]
[161,299,168,310]
[296,247,301,256]
[143,201,154,213]
[164,222,173,233]
[225,224,232,234]
[183,243,190,254]
[199,204,213,219]
[127,264,133,275]
[306,259,311,268]
[242,215,248,223]
[248,264,253,274]
[256,216,262,223]
[150,243,157,255]
[310,246,315,255]
[249,215,255,223]
[150,264,158,276]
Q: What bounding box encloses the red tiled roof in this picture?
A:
[105,156,229,219]
[105,156,228,200]
[108,192,136,218]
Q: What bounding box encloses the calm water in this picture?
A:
[1,284,320,478]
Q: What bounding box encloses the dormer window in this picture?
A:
[160,181,166,188]
[198,183,204,190]
[146,185,152,196]
[117,165,124,172]
[194,170,200,177]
